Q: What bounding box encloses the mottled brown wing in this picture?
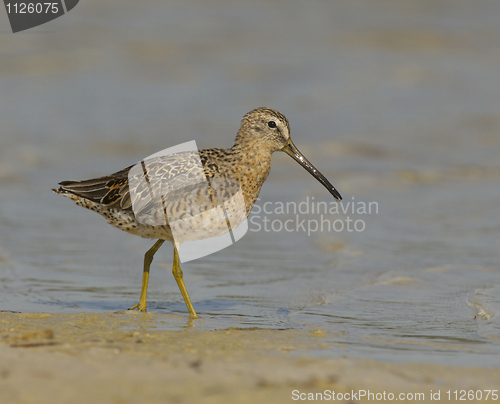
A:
[128,152,243,225]
[54,150,241,223]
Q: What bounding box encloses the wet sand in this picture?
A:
[1,312,499,404]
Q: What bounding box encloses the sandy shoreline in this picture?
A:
[0,312,498,403]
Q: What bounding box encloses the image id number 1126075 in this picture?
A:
[447,390,498,401]
[5,3,59,14]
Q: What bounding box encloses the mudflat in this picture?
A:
[1,312,498,404]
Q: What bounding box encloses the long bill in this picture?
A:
[281,139,342,201]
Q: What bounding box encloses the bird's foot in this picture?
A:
[128,303,147,312]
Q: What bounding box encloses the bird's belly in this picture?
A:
[168,197,247,244]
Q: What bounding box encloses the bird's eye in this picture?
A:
[268,121,277,128]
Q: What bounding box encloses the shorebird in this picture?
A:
[53,107,342,318]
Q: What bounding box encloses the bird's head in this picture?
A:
[235,107,342,201]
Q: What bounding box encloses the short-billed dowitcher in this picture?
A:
[53,107,342,318]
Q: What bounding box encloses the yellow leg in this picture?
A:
[172,246,198,319]
[128,239,164,312]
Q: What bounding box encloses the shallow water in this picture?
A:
[1,0,500,368]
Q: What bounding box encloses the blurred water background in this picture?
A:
[1,0,500,367]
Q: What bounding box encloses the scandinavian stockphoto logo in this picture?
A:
[3,0,78,32]
[249,197,378,235]
[128,141,248,264]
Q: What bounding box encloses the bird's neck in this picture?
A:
[228,140,273,214]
